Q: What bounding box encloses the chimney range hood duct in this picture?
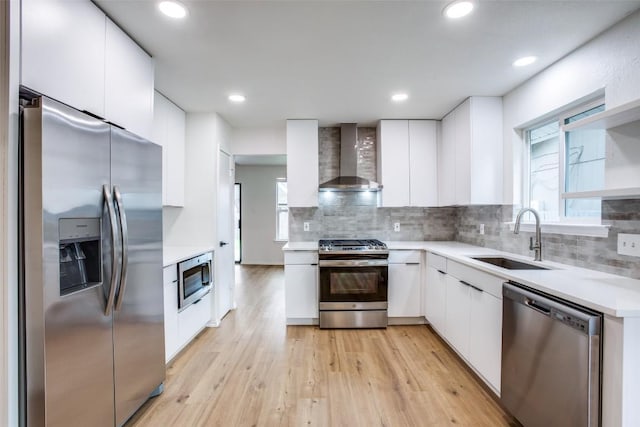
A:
[318,123,382,192]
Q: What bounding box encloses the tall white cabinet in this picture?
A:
[286,120,319,207]
[153,92,186,207]
[21,0,154,140]
[438,97,503,206]
[377,120,438,207]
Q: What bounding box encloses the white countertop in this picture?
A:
[164,245,215,267]
[285,240,640,317]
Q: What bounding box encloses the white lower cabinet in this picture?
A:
[163,263,211,363]
[178,292,211,345]
[163,266,179,363]
[444,275,472,359]
[388,263,422,318]
[427,253,503,394]
[469,288,502,391]
[388,250,423,320]
[284,251,318,322]
[284,264,318,319]
[425,266,447,334]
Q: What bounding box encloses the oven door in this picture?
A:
[318,259,388,308]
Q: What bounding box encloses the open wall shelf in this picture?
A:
[562,99,640,132]
[562,188,640,200]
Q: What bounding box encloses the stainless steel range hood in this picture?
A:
[319,123,382,192]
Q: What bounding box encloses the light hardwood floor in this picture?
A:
[127,265,518,427]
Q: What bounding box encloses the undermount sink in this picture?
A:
[470,256,550,271]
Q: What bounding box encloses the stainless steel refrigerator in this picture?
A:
[19,94,165,426]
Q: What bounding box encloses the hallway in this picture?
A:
[128,265,516,426]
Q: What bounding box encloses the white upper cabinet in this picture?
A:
[438,97,503,206]
[438,112,456,206]
[378,120,410,206]
[21,1,154,140]
[21,0,106,117]
[105,19,154,140]
[378,120,438,207]
[409,120,438,206]
[287,120,319,207]
[153,92,185,207]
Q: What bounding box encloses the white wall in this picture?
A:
[163,112,231,247]
[1,1,20,425]
[235,165,286,265]
[232,125,286,155]
[503,9,640,204]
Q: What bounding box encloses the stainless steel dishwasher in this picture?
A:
[502,282,602,427]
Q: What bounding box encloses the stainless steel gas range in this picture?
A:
[318,239,389,329]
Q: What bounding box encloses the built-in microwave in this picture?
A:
[178,252,213,311]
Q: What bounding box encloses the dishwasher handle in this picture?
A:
[525,297,551,316]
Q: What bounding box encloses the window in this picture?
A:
[276,179,288,241]
[525,101,605,222]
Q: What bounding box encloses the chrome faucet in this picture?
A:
[514,208,542,261]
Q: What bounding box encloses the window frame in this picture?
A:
[275,178,288,242]
[523,98,605,225]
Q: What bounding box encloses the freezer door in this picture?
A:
[110,127,165,425]
[22,96,116,426]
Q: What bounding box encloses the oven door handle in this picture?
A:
[319,260,389,267]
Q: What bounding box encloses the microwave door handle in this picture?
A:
[202,264,210,285]
[103,185,120,316]
[113,186,129,311]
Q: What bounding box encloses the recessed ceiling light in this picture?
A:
[391,93,409,102]
[443,0,475,19]
[158,1,187,19]
[228,94,246,103]
[513,56,538,67]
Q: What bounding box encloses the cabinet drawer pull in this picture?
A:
[437,269,446,275]
[406,262,420,265]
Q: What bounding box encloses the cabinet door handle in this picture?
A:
[406,262,420,265]
[460,280,483,293]
[437,269,446,275]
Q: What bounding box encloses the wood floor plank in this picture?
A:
[127,265,517,427]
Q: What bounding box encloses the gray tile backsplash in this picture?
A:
[290,204,458,241]
[290,195,640,278]
[456,201,640,279]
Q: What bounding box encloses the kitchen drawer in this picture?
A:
[284,251,318,265]
[163,265,177,285]
[389,250,422,264]
[447,260,504,299]
[178,292,211,345]
[426,252,447,272]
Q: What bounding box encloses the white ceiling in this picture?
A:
[94,0,640,128]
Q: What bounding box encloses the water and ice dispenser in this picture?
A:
[58,218,102,296]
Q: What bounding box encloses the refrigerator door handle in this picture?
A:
[114,185,129,311]
[103,184,120,316]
